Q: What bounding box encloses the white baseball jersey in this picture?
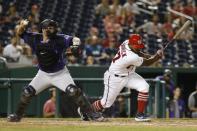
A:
[101,40,149,108]
[109,40,143,76]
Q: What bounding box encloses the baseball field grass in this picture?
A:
[0,118,197,131]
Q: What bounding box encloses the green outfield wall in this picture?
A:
[0,66,197,118]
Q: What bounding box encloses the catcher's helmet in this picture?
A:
[40,19,58,31]
[129,34,145,49]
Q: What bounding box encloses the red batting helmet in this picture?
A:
[129,34,145,49]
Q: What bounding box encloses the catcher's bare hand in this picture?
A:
[16,19,29,35]
[20,19,29,27]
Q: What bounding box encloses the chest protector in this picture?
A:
[36,43,59,68]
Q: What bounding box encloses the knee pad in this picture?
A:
[65,84,81,97]
[66,84,92,112]
[22,85,36,97]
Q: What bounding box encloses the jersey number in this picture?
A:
[112,51,121,63]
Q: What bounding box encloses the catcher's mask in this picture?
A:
[129,34,145,49]
[40,19,58,37]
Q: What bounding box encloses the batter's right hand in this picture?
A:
[156,49,164,58]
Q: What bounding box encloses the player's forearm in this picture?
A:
[143,54,152,59]
[16,20,29,36]
[16,25,27,36]
[138,51,152,59]
[142,49,163,66]
[142,54,160,66]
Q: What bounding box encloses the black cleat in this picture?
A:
[87,111,106,122]
[7,114,22,122]
[135,113,151,122]
[77,107,90,121]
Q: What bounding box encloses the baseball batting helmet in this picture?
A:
[129,34,145,49]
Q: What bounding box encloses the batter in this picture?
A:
[91,34,163,122]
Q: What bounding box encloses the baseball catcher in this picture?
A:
[7,19,104,122]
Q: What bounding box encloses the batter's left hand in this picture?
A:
[156,49,164,58]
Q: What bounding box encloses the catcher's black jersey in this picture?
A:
[21,31,73,73]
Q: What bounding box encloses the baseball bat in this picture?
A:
[163,20,192,50]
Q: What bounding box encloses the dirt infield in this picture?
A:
[0,118,197,127]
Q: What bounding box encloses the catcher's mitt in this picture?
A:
[70,46,82,57]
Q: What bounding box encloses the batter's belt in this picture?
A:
[108,70,127,78]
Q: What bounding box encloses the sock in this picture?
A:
[91,100,103,112]
[137,92,148,113]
